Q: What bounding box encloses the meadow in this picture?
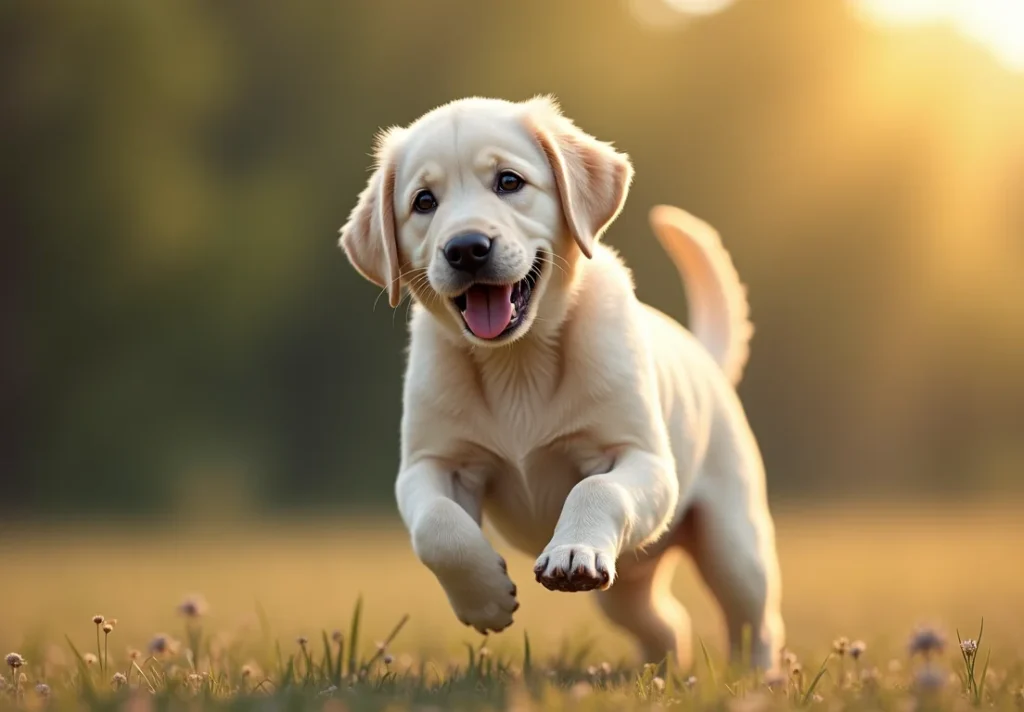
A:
[2,501,1023,711]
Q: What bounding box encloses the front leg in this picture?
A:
[534,447,678,592]
[396,458,518,634]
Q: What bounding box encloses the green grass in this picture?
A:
[2,504,1024,710]
[0,603,1018,711]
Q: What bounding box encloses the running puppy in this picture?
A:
[339,96,785,671]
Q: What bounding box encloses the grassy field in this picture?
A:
[1,502,1023,710]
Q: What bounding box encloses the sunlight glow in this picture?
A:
[852,0,1024,71]
[662,0,736,16]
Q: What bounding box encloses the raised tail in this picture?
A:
[648,205,754,386]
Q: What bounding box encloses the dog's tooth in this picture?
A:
[511,304,518,319]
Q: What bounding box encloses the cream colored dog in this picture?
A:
[339,96,785,671]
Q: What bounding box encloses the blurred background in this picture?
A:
[1,0,1023,659]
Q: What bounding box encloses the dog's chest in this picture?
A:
[480,437,616,557]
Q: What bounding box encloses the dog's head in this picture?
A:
[339,96,633,346]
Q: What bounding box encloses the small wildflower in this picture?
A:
[728,691,771,712]
[331,630,343,644]
[600,661,612,675]
[177,595,208,619]
[92,615,105,625]
[187,673,202,686]
[5,653,25,669]
[383,654,394,665]
[587,665,598,677]
[782,650,798,667]
[960,639,978,658]
[652,676,666,693]
[569,681,593,700]
[850,640,867,660]
[241,665,254,678]
[35,683,51,697]
[297,636,309,647]
[107,619,118,627]
[128,648,141,660]
[103,623,114,634]
[833,637,850,656]
[914,666,947,692]
[791,662,803,678]
[909,626,946,656]
[685,675,698,689]
[763,670,786,689]
[84,653,98,666]
[478,647,490,658]
[374,640,387,652]
[148,635,171,656]
[111,672,128,688]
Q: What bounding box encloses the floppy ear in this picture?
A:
[338,129,403,307]
[524,96,634,258]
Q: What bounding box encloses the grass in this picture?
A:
[2,502,1024,710]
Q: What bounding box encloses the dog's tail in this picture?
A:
[649,205,754,386]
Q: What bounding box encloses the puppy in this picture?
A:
[339,96,785,671]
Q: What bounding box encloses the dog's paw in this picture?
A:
[534,544,615,592]
[442,555,519,634]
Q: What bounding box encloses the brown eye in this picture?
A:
[495,170,524,194]
[412,189,437,214]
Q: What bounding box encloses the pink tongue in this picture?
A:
[462,284,514,339]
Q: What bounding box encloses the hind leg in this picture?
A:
[595,549,693,669]
[680,492,785,672]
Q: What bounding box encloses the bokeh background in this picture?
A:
[2,0,1023,664]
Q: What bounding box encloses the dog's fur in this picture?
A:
[339,96,785,671]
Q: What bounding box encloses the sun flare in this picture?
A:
[851,0,1024,70]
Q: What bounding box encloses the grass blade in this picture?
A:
[347,595,363,678]
[800,654,832,706]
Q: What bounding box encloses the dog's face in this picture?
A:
[340,96,633,346]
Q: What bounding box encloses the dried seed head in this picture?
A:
[177,595,208,619]
[241,665,254,678]
[35,683,51,697]
[790,662,803,678]
[586,665,598,677]
[331,630,343,644]
[374,640,386,652]
[128,648,141,660]
[909,626,946,656]
[383,654,394,665]
[296,636,309,648]
[84,653,98,666]
[92,615,105,625]
[782,650,798,666]
[850,640,867,660]
[652,676,666,692]
[478,647,490,658]
[686,675,698,689]
[833,637,849,656]
[600,661,612,675]
[108,619,118,627]
[111,672,128,688]
[103,623,114,634]
[960,639,978,657]
[5,653,24,668]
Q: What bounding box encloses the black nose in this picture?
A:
[443,232,492,273]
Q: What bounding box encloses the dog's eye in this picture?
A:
[412,189,438,214]
[495,170,525,194]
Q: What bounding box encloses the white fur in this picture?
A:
[339,96,785,671]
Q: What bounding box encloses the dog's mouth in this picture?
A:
[452,254,544,341]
